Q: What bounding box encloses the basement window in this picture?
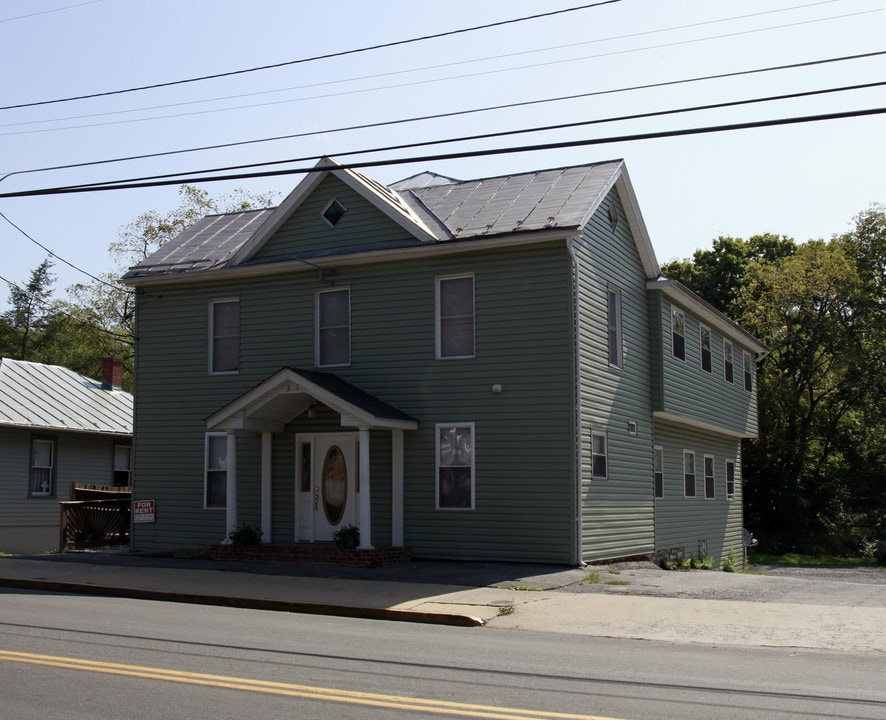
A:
[321,199,347,227]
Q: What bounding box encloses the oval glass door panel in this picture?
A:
[321,445,347,525]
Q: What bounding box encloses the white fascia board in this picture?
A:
[614,169,660,279]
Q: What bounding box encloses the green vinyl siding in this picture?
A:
[252,175,417,260]
[652,419,744,566]
[652,295,758,436]
[574,192,655,563]
[132,241,577,561]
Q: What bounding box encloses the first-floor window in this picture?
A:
[437,424,474,509]
[592,430,608,479]
[704,454,715,499]
[113,444,132,487]
[205,433,228,509]
[30,438,55,496]
[726,459,736,499]
[683,450,696,497]
[653,446,663,498]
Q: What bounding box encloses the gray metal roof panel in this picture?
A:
[0,359,133,435]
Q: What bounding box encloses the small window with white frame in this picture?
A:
[653,446,663,499]
[316,287,350,367]
[436,274,475,359]
[683,449,696,497]
[725,459,736,500]
[205,433,228,509]
[671,307,685,361]
[592,430,608,480]
[30,437,55,497]
[723,339,734,383]
[743,350,753,392]
[700,325,712,373]
[113,444,132,487]
[607,285,623,368]
[704,454,715,499]
[321,198,347,228]
[436,424,474,509]
[209,298,240,374]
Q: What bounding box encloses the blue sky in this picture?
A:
[1,0,884,310]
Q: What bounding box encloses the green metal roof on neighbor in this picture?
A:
[0,358,133,435]
[122,157,656,281]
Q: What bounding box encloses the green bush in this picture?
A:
[227,523,262,547]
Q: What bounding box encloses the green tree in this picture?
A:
[1,258,57,360]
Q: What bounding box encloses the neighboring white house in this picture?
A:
[0,358,133,553]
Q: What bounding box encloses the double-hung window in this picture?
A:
[209,299,240,374]
[316,287,350,367]
[30,438,55,497]
[113,444,132,487]
[205,433,228,509]
[653,446,663,498]
[726,459,736,500]
[700,325,712,373]
[592,430,608,480]
[607,285,623,368]
[743,351,753,391]
[436,275,475,359]
[683,450,696,497]
[671,307,685,361]
[436,424,474,509]
[704,454,715,499]
[723,340,734,383]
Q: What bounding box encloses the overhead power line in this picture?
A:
[0,1,621,111]
[1,106,882,199]
[4,49,882,183]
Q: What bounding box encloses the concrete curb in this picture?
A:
[0,577,486,628]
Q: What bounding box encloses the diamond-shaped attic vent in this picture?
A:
[322,199,347,227]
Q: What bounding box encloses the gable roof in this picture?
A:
[122,157,659,282]
[0,358,133,436]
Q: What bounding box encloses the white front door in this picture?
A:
[297,434,357,542]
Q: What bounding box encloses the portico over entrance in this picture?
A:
[205,367,418,549]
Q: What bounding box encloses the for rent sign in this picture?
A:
[133,499,156,523]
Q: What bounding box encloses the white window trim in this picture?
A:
[704,454,715,499]
[683,449,696,498]
[435,423,475,510]
[607,284,623,369]
[671,306,686,361]
[700,324,712,374]
[435,274,475,360]
[591,429,608,480]
[208,297,240,376]
[723,339,734,384]
[204,432,228,510]
[726,459,736,501]
[320,198,347,228]
[315,286,351,368]
[653,445,664,499]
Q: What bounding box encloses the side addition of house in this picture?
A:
[122,157,766,567]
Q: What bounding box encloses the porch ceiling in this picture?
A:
[205,367,418,432]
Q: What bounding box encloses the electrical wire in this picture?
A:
[4,48,882,183]
[0,1,621,111]
[1,105,882,199]
[0,0,103,24]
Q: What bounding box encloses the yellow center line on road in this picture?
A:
[0,649,625,720]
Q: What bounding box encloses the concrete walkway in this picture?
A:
[1,554,883,655]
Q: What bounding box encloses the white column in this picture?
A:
[261,432,272,543]
[358,426,372,549]
[225,430,238,540]
[391,429,404,546]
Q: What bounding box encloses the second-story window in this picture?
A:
[671,307,685,361]
[743,351,753,391]
[437,275,475,359]
[724,340,734,383]
[316,287,351,367]
[700,325,712,373]
[209,299,240,374]
[608,285,623,368]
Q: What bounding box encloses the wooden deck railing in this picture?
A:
[59,484,132,552]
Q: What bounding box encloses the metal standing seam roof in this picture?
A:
[0,358,133,435]
[122,160,626,280]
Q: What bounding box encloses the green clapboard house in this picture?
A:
[122,157,766,566]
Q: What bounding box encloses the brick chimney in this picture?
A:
[101,357,123,391]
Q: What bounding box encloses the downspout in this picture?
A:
[567,238,583,566]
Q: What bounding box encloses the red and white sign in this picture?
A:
[133,499,155,523]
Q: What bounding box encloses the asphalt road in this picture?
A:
[2,588,883,720]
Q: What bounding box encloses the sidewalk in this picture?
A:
[1,553,883,655]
